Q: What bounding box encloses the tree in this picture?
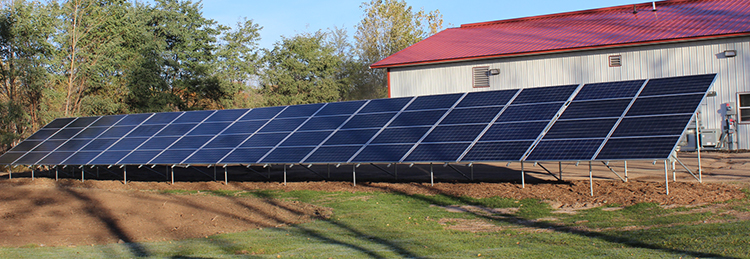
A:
[216,17,262,87]
[0,0,55,150]
[260,32,344,106]
[349,0,443,100]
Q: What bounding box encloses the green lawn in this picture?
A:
[2,188,749,258]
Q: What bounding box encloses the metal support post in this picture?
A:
[470,163,474,181]
[224,166,228,185]
[96,166,99,178]
[624,161,628,182]
[283,165,287,186]
[55,166,58,181]
[395,163,398,180]
[352,164,356,186]
[589,161,594,196]
[672,157,676,182]
[31,167,35,181]
[430,163,434,186]
[214,166,217,181]
[171,166,175,185]
[558,162,562,180]
[7,166,10,179]
[268,165,271,179]
[123,165,126,184]
[521,161,525,188]
[81,167,84,182]
[664,160,669,195]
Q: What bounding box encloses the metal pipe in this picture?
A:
[352,164,356,186]
[224,166,228,185]
[664,160,669,195]
[32,167,35,181]
[624,161,628,182]
[521,161,525,188]
[55,166,58,181]
[589,161,593,196]
[430,163,434,186]
[283,165,287,186]
[558,161,562,180]
[123,165,126,184]
[80,166,84,183]
[171,166,174,185]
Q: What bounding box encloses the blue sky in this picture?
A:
[198,0,641,49]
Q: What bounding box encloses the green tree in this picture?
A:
[349,0,443,100]
[260,32,344,106]
[0,0,55,150]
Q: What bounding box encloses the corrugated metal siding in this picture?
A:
[389,36,750,149]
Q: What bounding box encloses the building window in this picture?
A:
[472,66,490,88]
[739,93,750,123]
[609,55,622,67]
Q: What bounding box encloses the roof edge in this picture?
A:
[370,32,750,69]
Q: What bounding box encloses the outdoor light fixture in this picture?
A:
[489,68,500,75]
[724,50,737,57]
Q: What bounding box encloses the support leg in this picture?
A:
[624,161,628,182]
[283,165,287,186]
[224,166,228,185]
[123,165,126,184]
[589,161,593,196]
[430,163,434,187]
[55,166,58,181]
[559,161,562,181]
[696,111,703,183]
[672,157,676,182]
[664,160,669,195]
[470,164,474,181]
[214,166,217,181]
[8,166,10,180]
[170,167,174,185]
[352,164,356,187]
[521,161,525,188]
[81,167,84,183]
[32,167,35,181]
[395,163,398,180]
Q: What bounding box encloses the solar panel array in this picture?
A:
[0,74,716,166]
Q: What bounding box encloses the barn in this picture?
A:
[371,0,750,150]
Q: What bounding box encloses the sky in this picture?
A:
[197,0,642,50]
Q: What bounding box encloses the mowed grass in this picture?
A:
[2,188,750,258]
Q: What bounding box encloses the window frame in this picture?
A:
[738,92,750,123]
[472,66,490,88]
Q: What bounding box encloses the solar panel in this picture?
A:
[0,74,716,166]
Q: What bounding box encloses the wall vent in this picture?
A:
[472,66,490,87]
[609,55,622,67]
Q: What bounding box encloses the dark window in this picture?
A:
[739,93,750,122]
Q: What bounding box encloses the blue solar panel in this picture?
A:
[315,100,367,116]
[610,115,693,137]
[404,143,470,162]
[298,116,349,131]
[119,150,161,164]
[526,139,604,161]
[143,112,182,124]
[156,124,196,136]
[280,131,333,146]
[220,148,272,164]
[205,109,247,122]
[496,103,564,122]
[638,74,715,97]
[511,84,578,104]
[0,74,716,166]
[440,106,503,125]
[183,149,233,164]
[558,99,631,119]
[44,118,75,128]
[90,115,125,127]
[341,113,397,129]
[422,125,486,143]
[277,103,325,118]
[595,136,681,160]
[456,89,517,107]
[573,80,644,101]
[239,106,284,120]
[625,94,706,116]
[352,144,412,162]
[303,145,361,163]
[462,141,533,161]
[359,97,412,113]
[241,133,289,147]
[390,110,446,127]
[68,117,99,128]
[173,110,214,123]
[31,140,64,152]
[543,119,618,139]
[406,93,463,110]
[260,147,316,163]
[258,118,307,132]
[479,122,548,141]
[139,137,179,150]
[323,129,379,145]
[370,127,431,144]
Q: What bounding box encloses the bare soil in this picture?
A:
[0,151,748,247]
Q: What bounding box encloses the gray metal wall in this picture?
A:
[388,36,750,149]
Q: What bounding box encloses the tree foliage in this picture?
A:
[260,32,344,106]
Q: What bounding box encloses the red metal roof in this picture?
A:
[371,0,750,68]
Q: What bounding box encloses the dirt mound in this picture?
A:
[0,177,745,247]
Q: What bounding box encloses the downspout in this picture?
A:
[387,68,392,98]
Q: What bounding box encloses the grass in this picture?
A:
[2,188,749,258]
